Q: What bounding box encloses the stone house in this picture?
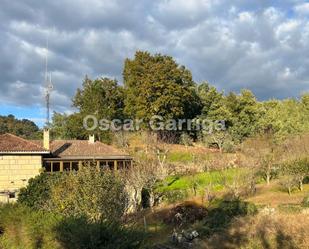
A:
[0,130,132,202]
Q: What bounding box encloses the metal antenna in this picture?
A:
[44,35,53,128]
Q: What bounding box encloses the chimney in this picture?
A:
[89,134,95,144]
[43,128,50,150]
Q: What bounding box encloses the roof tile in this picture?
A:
[0,133,48,153]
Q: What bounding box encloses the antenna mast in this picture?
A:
[45,36,53,128]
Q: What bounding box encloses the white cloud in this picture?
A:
[294,2,309,15]
[1,0,309,116]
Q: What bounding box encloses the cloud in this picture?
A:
[0,0,309,118]
[294,2,309,15]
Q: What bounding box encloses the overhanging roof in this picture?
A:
[0,133,49,154]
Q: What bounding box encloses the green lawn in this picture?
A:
[156,168,247,193]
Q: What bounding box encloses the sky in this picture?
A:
[1,0,309,126]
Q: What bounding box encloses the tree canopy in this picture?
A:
[0,115,40,139]
[123,51,201,122]
[43,50,309,145]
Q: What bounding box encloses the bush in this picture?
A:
[162,189,188,204]
[55,217,145,249]
[18,173,62,210]
[18,167,129,222]
[50,166,129,221]
[179,133,193,146]
[0,204,145,249]
[222,139,236,153]
[302,194,309,207]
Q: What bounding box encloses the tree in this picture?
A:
[203,130,233,153]
[197,82,223,118]
[123,51,201,123]
[74,76,124,120]
[229,90,262,142]
[73,76,125,142]
[241,135,281,185]
[197,87,263,144]
[50,112,88,140]
[282,158,309,191]
[0,115,40,139]
[51,112,70,139]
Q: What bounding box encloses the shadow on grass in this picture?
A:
[54,217,145,249]
[201,199,258,237]
[201,199,299,249]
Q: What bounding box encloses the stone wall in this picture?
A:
[0,155,42,195]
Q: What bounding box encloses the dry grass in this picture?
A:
[202,213,309,249]
[246,181,309,207]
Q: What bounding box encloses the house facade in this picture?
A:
[0,130,132,202]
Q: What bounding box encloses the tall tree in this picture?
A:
[123,51,201,123]
[72,76,125,142]
[73,76,124,120]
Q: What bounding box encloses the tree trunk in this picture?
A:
[266,173,271,185]
[299,180,303,191]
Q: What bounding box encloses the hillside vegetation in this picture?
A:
[1,51,309,248]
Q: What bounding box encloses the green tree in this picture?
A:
[50,112,88,140]
[73,76,124,120]
[73,76,125,142]
[229,90,263,142]
[282,158,309,191]
[123,51,201,123]
[198,88,262,144]
[0,115,40,139]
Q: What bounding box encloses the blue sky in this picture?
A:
[0,105,46,127]
[1,0,309,126]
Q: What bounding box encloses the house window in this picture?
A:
[99,161,107,169]
[9,192,16,199]
[53,162,60,172]
[72,162,79,171]
[117,161,124,169]
[125,160,132,168]
[107,161,114,170]
[63,162,71,171]
[45,162,52,172]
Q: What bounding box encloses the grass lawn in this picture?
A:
[156,168,248,194]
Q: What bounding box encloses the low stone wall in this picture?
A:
[0,155,42,197]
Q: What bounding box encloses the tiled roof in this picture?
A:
[0,133,48,153]
[34,140,130,159]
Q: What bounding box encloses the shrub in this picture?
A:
[55,217,145,249]
[18,173,62,210]
[179,133,193,147]
[162,189,188,204]
[222,139,236,153]
[50,166,129,221]
[302,194,309,207]
[18,167,129,222]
